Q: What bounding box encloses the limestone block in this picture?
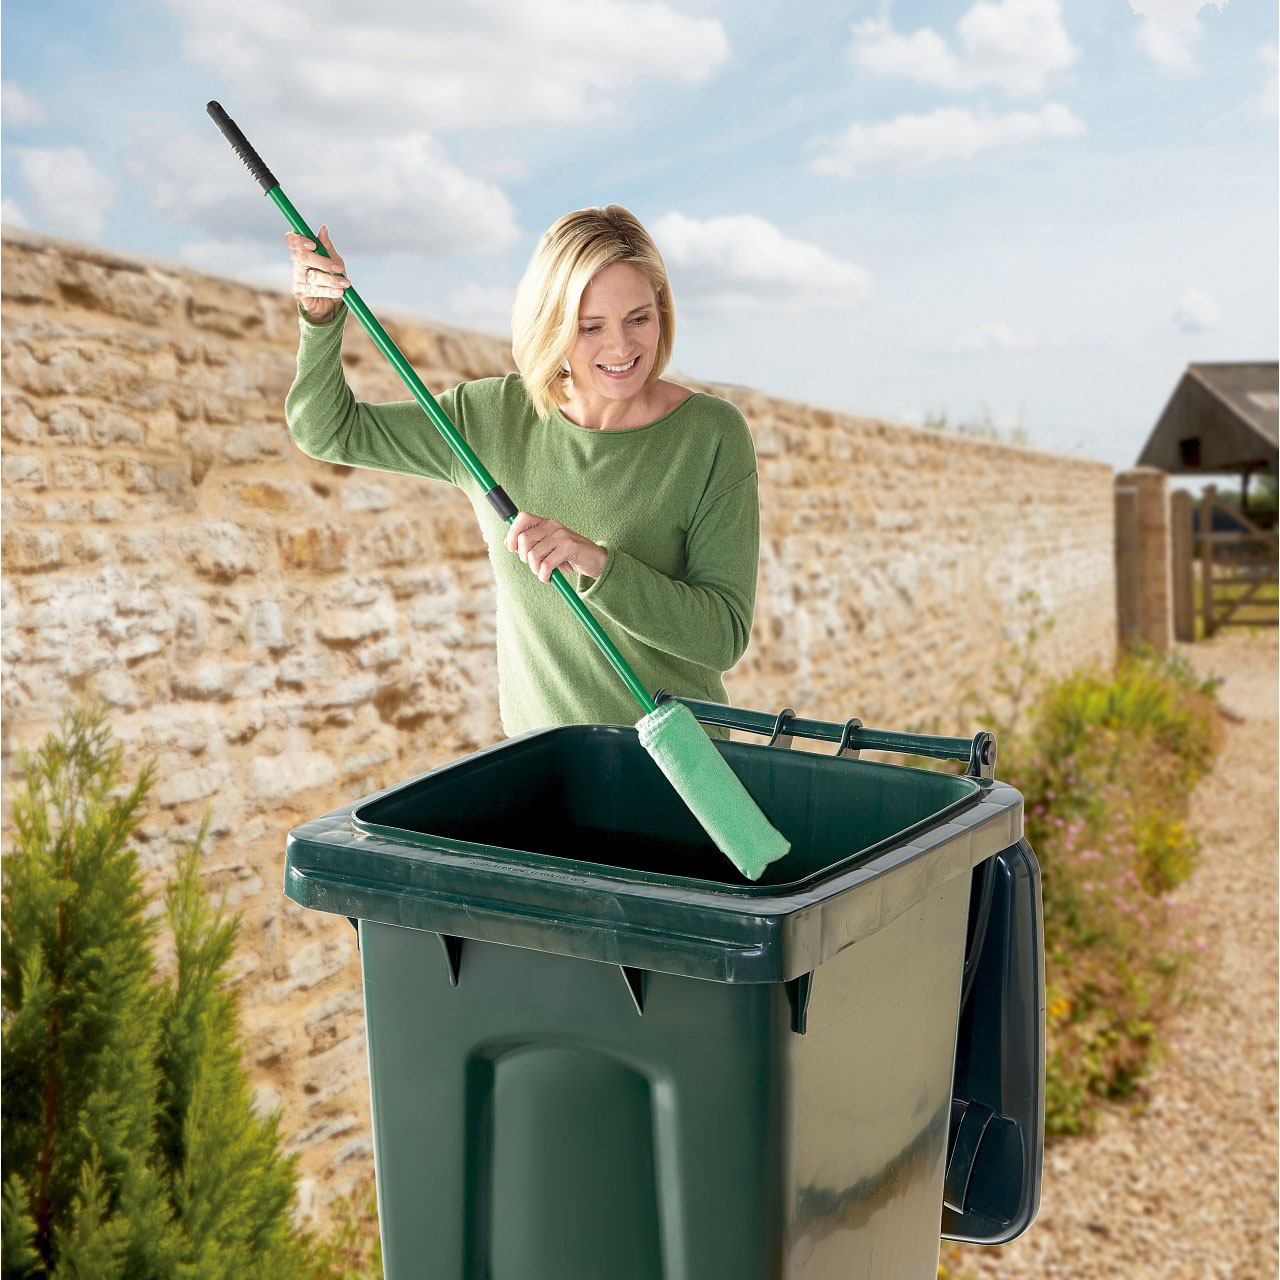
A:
[3,529,62,571]
[188,283,265,339]
[4,456,46,489]
[234,663,276,698]
[71,529,110,563]
[113,634,165,665]
[220,424,290,465]
[363,518,427,567]
[232,479,309,512]
[155,761,233,808]
[355,635,402,668]
[331,1134,374,1169]
[115,530,166,564]
[225,703,270,744]
[2,394,41,443]
[278,652,335,686]
[343,747,393,776]
[141,704,222,753]
[247,600,289,649]
[278,525,351,573]
[308,674,378,709]
[90,495,126,522]
[175,600,207,652]
[171,660,245,700]
[303,989,364,1046]
[292,1180,318,1227]
[253,1082,285,1121]
[342,482,394,512]
[182,522,263,582]
[316,597,396,644]
[57,258,183,325]
[3,493,38,521]
[285,1113,359,1154]
[51,455,102,489]
[249,750,336,800]
[285,939,351,996]
[249,1025,293,1068]
[44,497,92,522]
[1,250,57,302]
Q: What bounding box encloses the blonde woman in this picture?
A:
[284,206,760,738]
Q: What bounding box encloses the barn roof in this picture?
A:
[1137,362,1278,474]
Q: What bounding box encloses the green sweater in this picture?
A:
[284,303,760,738]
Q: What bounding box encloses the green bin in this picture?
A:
[285,699,1043,1279]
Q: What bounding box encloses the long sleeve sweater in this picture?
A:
[284,302,760,738]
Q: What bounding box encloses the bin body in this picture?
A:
[286,725,1041,1279]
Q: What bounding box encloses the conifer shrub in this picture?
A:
[0,699,349,1278]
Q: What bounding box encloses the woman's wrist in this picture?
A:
[586,543,608,579]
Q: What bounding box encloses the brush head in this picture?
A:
[638,700,790,881]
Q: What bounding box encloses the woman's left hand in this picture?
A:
[505,512,608,584]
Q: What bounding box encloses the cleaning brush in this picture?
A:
[207,102,790,881]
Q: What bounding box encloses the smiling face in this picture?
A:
[567,262,661,403]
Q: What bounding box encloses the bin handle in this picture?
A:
[653,692,997,779]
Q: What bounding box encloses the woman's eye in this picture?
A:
[580,325,600,335]
[630,315,650,326]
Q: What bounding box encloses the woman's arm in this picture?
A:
[573,469,760,672]
[284,300,463,485]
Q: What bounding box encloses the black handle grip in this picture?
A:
[206,101,278,193]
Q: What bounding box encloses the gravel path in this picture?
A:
[944,633,1278,1280]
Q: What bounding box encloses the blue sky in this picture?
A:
[3,0,1276,471]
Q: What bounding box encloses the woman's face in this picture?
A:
[567,262,661,401]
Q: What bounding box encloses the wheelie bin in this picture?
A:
[284,696,1044,1279]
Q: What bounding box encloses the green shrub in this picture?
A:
[992,644,1222,1134]
[0,699,375,1279]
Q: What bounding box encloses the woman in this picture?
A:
[284,205,760,739]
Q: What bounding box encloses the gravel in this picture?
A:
[944,633,1279,1280]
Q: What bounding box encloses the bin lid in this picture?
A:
[284,725,1023,983]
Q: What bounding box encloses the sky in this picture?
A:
[2,0,1276,472]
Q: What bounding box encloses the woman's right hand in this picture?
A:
[287,224,350,323]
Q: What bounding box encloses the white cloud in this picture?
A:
[952,321,1044,352]
[447,282,516,332]
[15,147,117,239]
[135,127,520,259]
[2,82,47,127]
[651,212,873,312]
[166,0,728,134]
[1256,45,1278,118]
[849,0,1078,98]
[1174,288,1222,332]
[1127,0,1225,74]
[1,198,30,227]
[809,103,1084,177]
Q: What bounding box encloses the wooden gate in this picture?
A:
[1196,485,1279,636]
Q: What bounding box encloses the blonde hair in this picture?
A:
[512,205,676,420]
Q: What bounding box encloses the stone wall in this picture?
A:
[1,227,1117,1218]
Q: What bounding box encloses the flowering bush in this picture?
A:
[997,645,1223,1134]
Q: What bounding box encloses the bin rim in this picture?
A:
[346,723,986,897]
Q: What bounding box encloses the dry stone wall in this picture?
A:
[1,227,1116,1218]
